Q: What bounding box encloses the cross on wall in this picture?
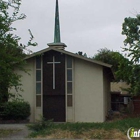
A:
[47,56,61,89]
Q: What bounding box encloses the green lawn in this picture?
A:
[27,117,140,139]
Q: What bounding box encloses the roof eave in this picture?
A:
[24,47,112,68]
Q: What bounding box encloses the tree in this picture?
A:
[93,48,130,81]
[122,15,140,63]
[76,51,87,57]
[0,0,37,102]
[121,15,140,95]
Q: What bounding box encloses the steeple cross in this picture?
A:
[47,56,60,89]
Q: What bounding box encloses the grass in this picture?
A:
[27,117,140,139]
[0,129,20,138]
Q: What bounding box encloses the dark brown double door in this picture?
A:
[43,51,65,122]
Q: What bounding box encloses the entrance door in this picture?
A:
[43,51,65,122]
[43,95,65,122]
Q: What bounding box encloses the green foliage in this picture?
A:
[76,51,87,57]
[93,48,130,81]
[1,100,30,120]
[27,116,54,132]
[121,15,140,95]
[0,0,37,102]
[122,15,140,63]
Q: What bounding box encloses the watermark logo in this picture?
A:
[127,127,140,139]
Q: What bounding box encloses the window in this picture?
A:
[36,70,41,81]
[67,69,72,81]
[36,95,41,107]
[36,56,41,69]
[67,56,73,107]
[36,83,41,94]
[67,56,72,68]
[67,95,72,107]
[67,82,72,94]
[36,56,42,107]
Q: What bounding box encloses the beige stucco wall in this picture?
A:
[35,108,42,120]
[67,107,74,122]
[10,54,111,123]
[10,58,35,122]
[74,58,104,122]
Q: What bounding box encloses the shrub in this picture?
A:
[2,100,30,120]
[27,116,54,131]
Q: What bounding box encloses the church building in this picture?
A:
[12,0,114,122]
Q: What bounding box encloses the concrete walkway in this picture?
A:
[0,124,30,139]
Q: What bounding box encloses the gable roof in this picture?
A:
[25,47,112,68]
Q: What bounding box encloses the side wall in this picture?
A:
[10,58,35,122]
[74,58,104,122]
[103,68,111,121]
